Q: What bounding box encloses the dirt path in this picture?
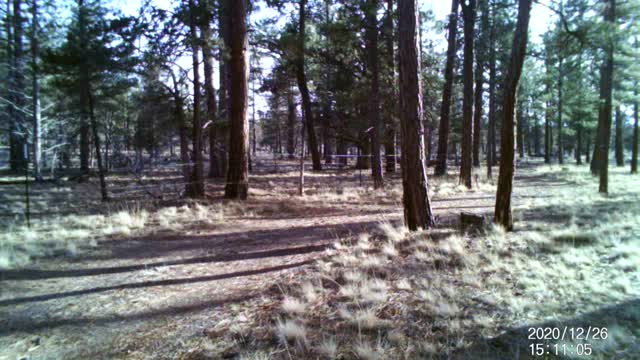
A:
[0,165,548,359]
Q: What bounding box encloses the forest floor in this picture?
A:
[0,157,638,359]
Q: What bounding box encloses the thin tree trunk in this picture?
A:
[296,0,322,171]
[201,18,220,178]
[487,2,496,177]
[11,0,26,172]
[460,0,475,188]
[31,0,41,179]
[169,72,192,195]
[384,0,396,173]
[472,45,483,168]
[365,0,383,189]
[188,0,204,197]
[218,0,230,178]
[434,0,459,176]
[632,85,638,174]
[615,105,624,166]
[87,88,107,201]
[596,0,615,193]
[287,89,296,159]
[632,97,638,174]
[224,0,249,199]
[557,56,564,164]
[494,0,532,230]
[473,0,487,168]
[78,0,90,174]
[4,0,15,172]
[545,104,552,163]
[576,123,583,165]
[398,0,435,230]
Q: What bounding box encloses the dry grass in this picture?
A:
[224,164,640,359]
[0,200,227,269]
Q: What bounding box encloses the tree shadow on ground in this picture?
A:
[0,291,261,335]
[0,260,310,308]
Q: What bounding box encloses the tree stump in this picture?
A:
[460,212,486,233]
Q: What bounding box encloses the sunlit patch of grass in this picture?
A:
[274,318,307,347]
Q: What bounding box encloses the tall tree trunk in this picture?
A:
[10,0,26,172]
[287,89,296,159]
[296,0,322,171]
[472,49,483,168]
[586,129,591,163]
[615,105,624,166]
[201,18,220,178]
[434,0,459,176]
[534,117,541,156]
[545,100,552,163]
[322,0,333,165]
[383,0,396,173]
[169,72,192,195]
[365,0,383,189]
[632,86,638,174]
[218,0,230,178]
[487,2,496,177]
[87,88,107,201]
[78,0,90,174]
[596,0,615,193]
[473,0,487,168]
[460,0,475,188]
[398,0,435,230]
[576,123,583,165]
[188,0,204,197]
[557,56,564,164]
[224,0,249,199]
[31,0,41,179]
[4,0,14,171]
[494,0,532,230]
[632,98,638,174]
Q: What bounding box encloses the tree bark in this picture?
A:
[472,0,486,168]
[295,0,322,171]
[87,88,107,201]
[383,0,396,173]
[557,56,564,164]
[10,0,26,172]
[576,123,583,165]
[31,0,41,179]
[633,85,638,174]
[460,0,475,188]
[224,0,249,199]
[494,0,532,230]
[398,0,435,230]
[434,0,459,176]
[77,0,90,174]
[188,0,204,198]
[487,1,496,177]
[169,71,192,196]
[287,89,296,160]
[596,0,615,193]
[615,105,624,166]
[365,0,384,189]
[218,0,230,178]
[201,18,220,178]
